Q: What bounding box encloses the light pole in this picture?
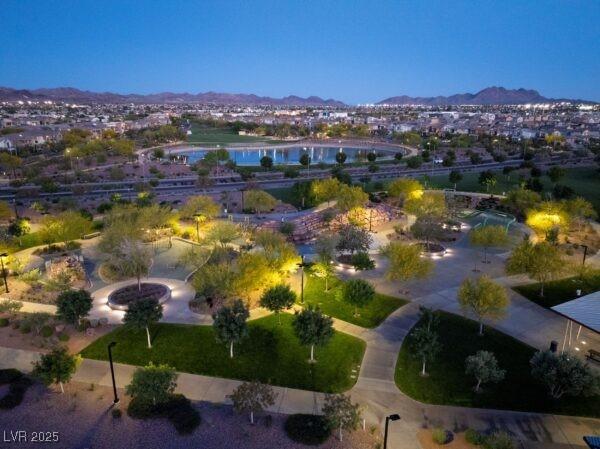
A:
[383,414,401,449]
[0,253,8,293]
[297,255,307,303]
[107,341,119,405]
[581,244,589,267]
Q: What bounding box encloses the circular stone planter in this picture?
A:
[107,283,171,311]
[416,242,447,258]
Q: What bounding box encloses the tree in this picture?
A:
[387,178,423,206]
[126,363,177,405]
[342,279,375,317]
[404,191,446,218]
[411,325,440,376]
[506,240,564,297]
[109,238,152,291]
[179,195,220,220]
[469,225,509,266]
[449,170,463,189]
[547,166,565,184]
[411,213,445,248]
[530,351,600,399]
[228,381,276,424]
[336,224,372,255]
[563,197,597,232]
[205,221,240,248]
[292,307,334,362]
[38,210,92,247]
[465,350,505,392]
[191,261,236,302]
[336,185,368,213]
[212,299,249,358]
[259,284,296,324]
[405,155,423,168]
[380,241,433,282]
[502,188,541,219]
[299,152,311,170]
[314,233,339,263]
[244,190,278,214]
[8,218,30,237]
[32,348,81,394]
[458,276,509,335]
[335,151,347,165]
[478,170,497,192]
[525,201,570,239]
[123,297,164,348]
[311,178,342,205]
[311,260,335,292]
[322,394,361,442]
[260,155,273,171]
[56,289,92,326]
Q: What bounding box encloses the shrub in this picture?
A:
[0,318,9,327]
[58,333,70,342]
[41,325,53,338]
[465,428,485,445]
[127,394,200,435]
[111,408,122,419]
[19,323,31,334]
[351,252,375,270]
[284,414,331,445]
[0,369,32,410]
[483,431,515,449]
[432,428,449,445]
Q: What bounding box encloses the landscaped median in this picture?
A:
[302,276,407,328]
[395,311,599,417]
[80,313,365,393]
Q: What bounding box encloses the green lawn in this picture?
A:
[187,124,286,146]
[302,276,407,328]
[80,314,365,393]
[419,167,600,214]
[514,270,600,308]
[395,311,599,417]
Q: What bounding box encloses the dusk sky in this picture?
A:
[1,0,598,104]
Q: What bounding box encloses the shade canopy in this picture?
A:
[552,291,600,334]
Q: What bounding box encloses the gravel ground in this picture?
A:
[0,382,380,449]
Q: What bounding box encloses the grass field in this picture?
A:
[187,123,286,146]
[302,276,407,328]
[419,167,600,214]
[514,270,600,308]
[395,311,599,417]
[80,314,365,393]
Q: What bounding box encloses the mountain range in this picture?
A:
[0,86,595,106]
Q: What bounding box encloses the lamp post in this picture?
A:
[0,253,8,293]
[107,342,119,405]
[581,244,589,267]
[297,255,307,303]
[383,414,401,449]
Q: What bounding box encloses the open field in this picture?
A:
[187,123,287,146]
[81,314,365,393]
[395,311,599,417]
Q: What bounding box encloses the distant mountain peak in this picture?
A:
[0,87,347,107]
[378,86,592,105]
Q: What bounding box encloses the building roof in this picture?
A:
[552,291,600,334]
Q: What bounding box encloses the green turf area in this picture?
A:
[187,123,286,146]
[417,167,600,214]
[514,270,600,308]
[395,311,599,417]
[302,276,407,328]
[80,314,364,393]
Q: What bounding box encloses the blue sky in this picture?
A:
[1,0,598,103]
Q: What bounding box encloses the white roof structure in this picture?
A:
[552,291,600,334]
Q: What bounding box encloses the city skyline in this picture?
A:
[1,0,598,103]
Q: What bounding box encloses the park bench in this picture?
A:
[586,349,600,364]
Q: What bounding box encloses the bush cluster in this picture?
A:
[284,414,331,445]
[0,369,33,409]
[127,394,201,435]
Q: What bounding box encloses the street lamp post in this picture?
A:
[0,253,8,293]
[383,414,401,449]
[582,244,589,267]
[297,255,306,303]
[108,342,119,405]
